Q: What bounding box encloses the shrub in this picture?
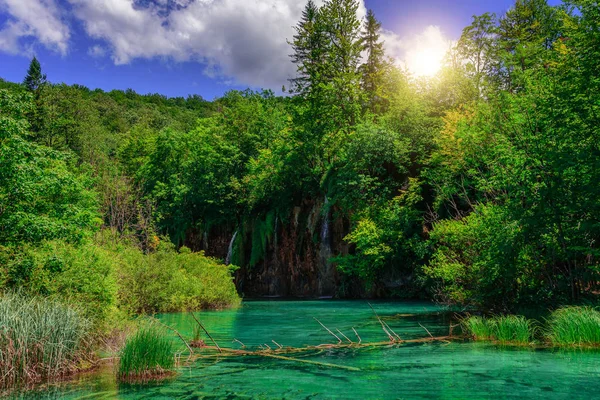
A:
[2,241,119,325]
[117,241,240,314]
[547,306,600,348]
[0,292,90,389]
[424,204,538,309]
[118,325,174,381]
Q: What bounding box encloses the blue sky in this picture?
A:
[0,0,562,100]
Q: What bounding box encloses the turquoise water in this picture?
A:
[16,301,600,399]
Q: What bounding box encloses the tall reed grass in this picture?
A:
[463,315,533,345]
[0,292,90,389]
[118,325,174,381]
[547,306,600,347]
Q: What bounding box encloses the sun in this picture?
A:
[403,26,451,78]
[408,47,446,77]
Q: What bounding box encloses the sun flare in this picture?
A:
[408,47,446,77]
[402,26,451,78]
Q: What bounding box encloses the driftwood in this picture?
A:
[352,327,362,344]
[162,310,461,373]
[151,317,195,355]
[189,312,222,353]
[368,302,402,342]
[314,318,342,343]
[191,334,457,371]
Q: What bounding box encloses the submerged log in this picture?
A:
[166,312,462,373]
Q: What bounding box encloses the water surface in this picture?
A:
[17,301,600,399]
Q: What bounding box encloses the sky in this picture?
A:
[0,0,563,100]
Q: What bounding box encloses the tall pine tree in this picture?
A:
[23,57,47,135]
[289,0,326,97]
[23,57,47,93]
[360,9,387,114]
[320,0,364,131]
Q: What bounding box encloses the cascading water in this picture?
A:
[202,231,209,251]
[318,196,335,297]
[225,230,238,266]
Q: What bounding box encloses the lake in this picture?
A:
[16,301,600,399]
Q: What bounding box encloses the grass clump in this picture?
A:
[118,325,175,381]
[547,306,600,348]
[494,315,533,344]
[0,292,90,390]
[463,316,495,341]
[464,315,533,345]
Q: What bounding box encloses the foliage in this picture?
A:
[116,240,240,314]
[23,57,47,93]
[361,9,387,113]
[118,324,174,381]
[0,90,100,245]
[1,0,600,313]
[1,241,119,324]
[0,292,90,389]
[336,178,427,287]
[424,204,528,309]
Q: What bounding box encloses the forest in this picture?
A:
[1,0,600,392]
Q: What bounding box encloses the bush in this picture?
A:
[2,241,119,325]
[117,240,240,314]
[0,292,90,389]
[463,315,533,345]
[547,306,600,348]
[118,325,174,381]
[424,204,539,309]
[2,235,240,324]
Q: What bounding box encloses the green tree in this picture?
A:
[456,13,498,96]
[497,0,560,90]
[289,0,327,98]
[0,90,100,246]
[360,9,387,113]
[320,0,364,131]
[23,57,47,93]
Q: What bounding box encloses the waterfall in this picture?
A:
[225,230,238,266]
[319,196,334,296]
[202,231,209,251]
[273,215,278,254]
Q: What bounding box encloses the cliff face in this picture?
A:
[185,198,352,298]
[183,195,421,299]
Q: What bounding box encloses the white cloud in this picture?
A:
[0,0,69,54]
[0,0,397,90]
[66,0,366,89]
[382,25,454,77]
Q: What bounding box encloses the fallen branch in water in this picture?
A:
[352,327,362,344]
[158,310,464,374]
[151,317,194,356]
[260,354,360,371]
[368,302,401,342]
[189,312,222,353]
[419,323,434,339]
[336,329,353,344]
[314,318,342,344]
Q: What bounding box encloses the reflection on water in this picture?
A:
[13,301,600,399]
